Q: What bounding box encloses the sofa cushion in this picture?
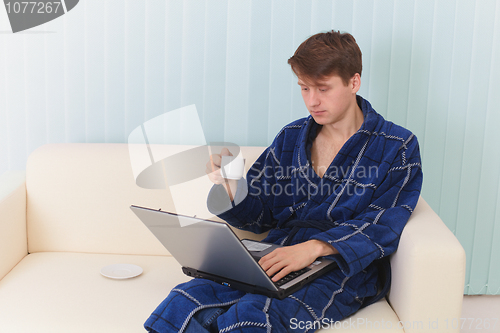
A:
[0,170,28,280]
[316,299,403,332]
[26,144,268,255]
[0,252,403,332]
[26,144,173,255]
[0,252,187,332]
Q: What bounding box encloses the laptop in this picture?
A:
[130,205,337,299]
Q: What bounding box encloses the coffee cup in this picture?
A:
[221,155,246,180]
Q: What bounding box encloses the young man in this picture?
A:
[145,31,423,333]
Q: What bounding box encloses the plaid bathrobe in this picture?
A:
[145,96,423,333]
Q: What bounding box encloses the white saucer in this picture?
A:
[100,264,143,279]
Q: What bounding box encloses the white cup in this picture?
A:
[221,155,246,180]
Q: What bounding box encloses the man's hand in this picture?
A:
[258,240,338,282]
[205,148,237,201]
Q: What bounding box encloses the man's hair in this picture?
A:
[288,30,362,86]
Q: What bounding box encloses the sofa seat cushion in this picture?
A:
[0,252,189,333]
[317,298,403,332]
[0,252,403,332]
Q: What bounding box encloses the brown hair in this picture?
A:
[288,30,362,86]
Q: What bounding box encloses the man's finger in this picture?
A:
[271,266,294,282]
[265,262,285,278]
[209,155,217,172]
[207,160,216,172]
[211,154,222,167]
[221,147,233,156]
[206,167,220,178]
[259,250,279,270]
[258,258,272,272]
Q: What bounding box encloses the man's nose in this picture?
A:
[308,90,320,107]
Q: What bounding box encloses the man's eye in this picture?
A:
[302,87,308,91]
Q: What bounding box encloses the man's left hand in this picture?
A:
[258,240,338,282]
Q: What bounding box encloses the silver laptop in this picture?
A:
[130,205,337,299]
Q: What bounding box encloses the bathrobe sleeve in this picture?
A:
[311,134,423,277]
[207,134,285,234]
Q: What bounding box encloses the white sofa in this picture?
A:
[0,143,466,333]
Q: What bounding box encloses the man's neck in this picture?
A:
[319,102,364,143]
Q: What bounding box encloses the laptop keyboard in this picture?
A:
[273,267,311,287]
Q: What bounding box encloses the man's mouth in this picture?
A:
[310,110,326,115]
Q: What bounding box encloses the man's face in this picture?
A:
[297,74,360,126]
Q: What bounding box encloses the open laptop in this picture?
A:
[130,205,337,299]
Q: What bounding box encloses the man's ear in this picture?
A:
[351,73,361,94]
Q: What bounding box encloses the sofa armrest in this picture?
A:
[388,197,466,333]
[0,171,28,281]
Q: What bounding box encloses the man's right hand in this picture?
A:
[206,148,238,201]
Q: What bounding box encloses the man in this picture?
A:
[145,30,423,333]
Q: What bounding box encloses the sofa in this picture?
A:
[0,143,466,332]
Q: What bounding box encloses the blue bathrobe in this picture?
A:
[145,96,423,333]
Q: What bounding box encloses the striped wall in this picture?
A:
[0,0,499,295]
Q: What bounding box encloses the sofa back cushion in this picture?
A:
[26,143,266,255]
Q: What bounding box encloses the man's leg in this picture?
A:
[215,269,374,333]
[144,278,244,333]
[184,307,226,333]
